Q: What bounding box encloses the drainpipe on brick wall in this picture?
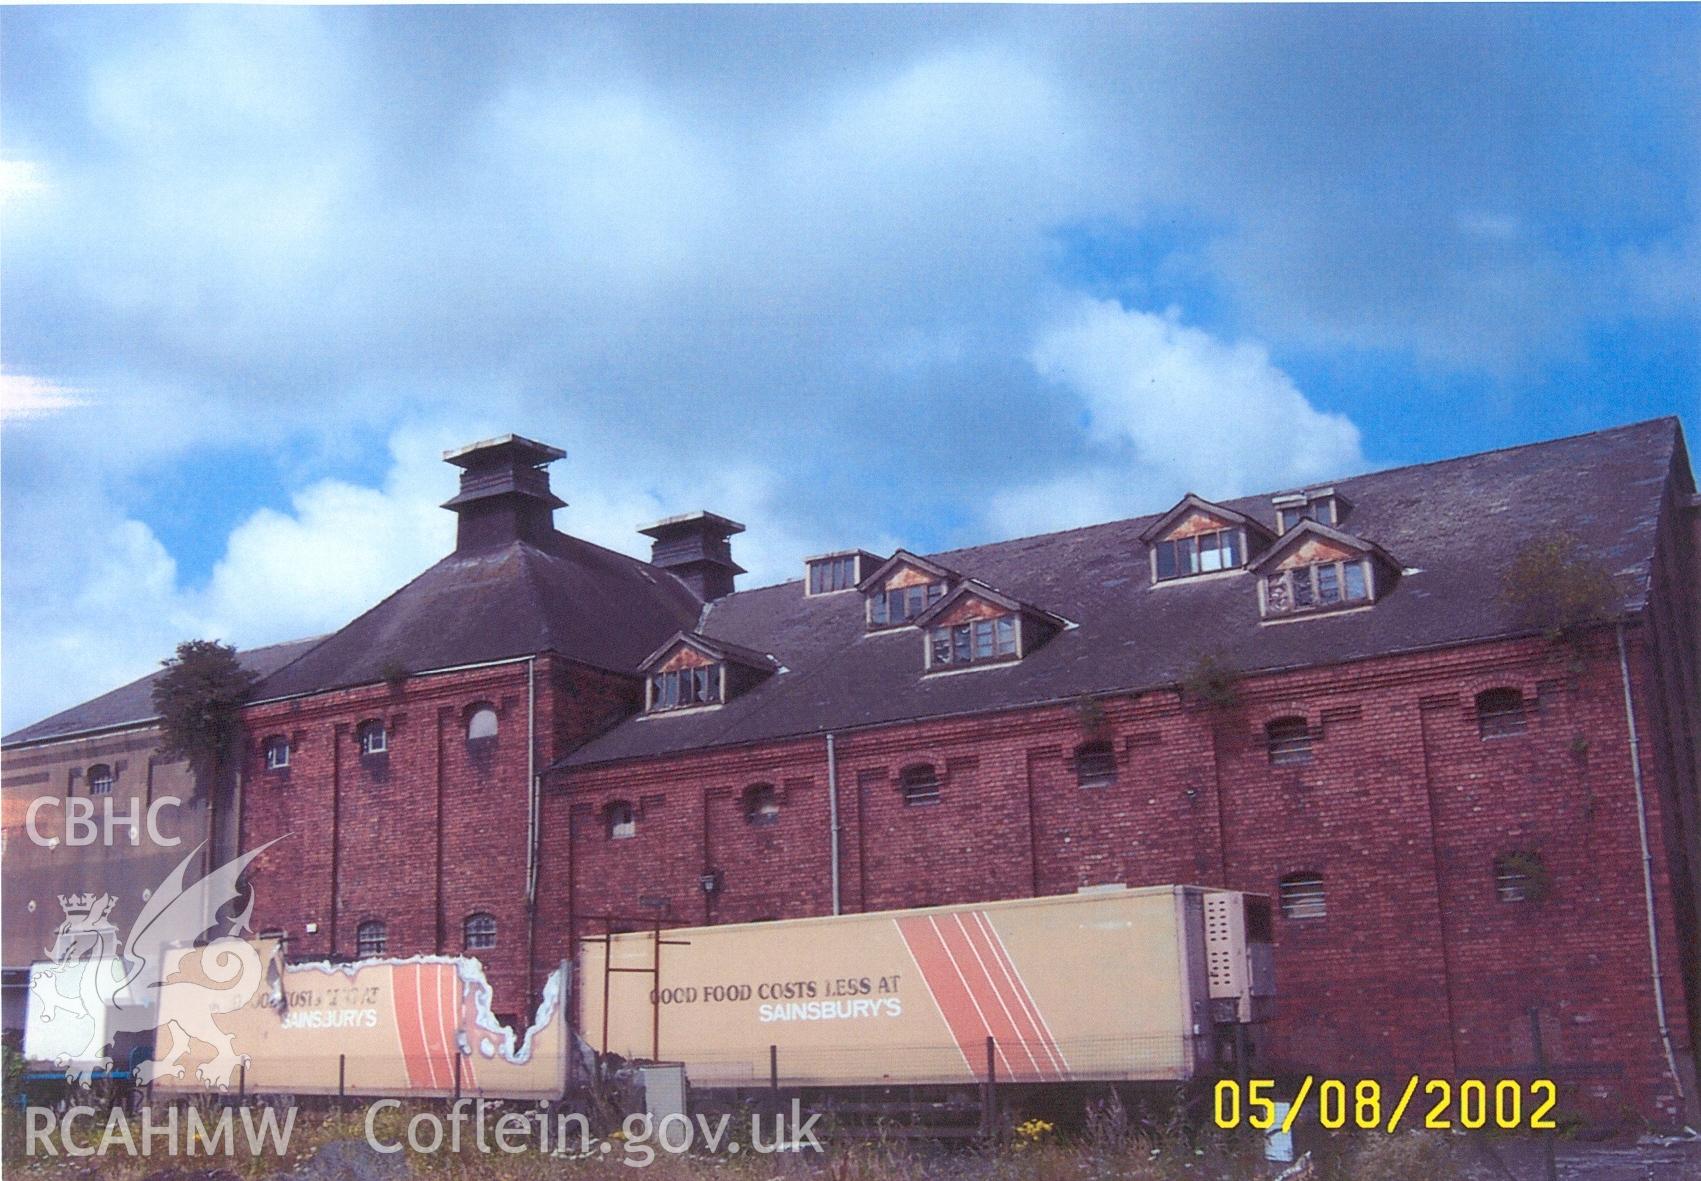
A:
[525,656,539,1016]
[827,732,842,916]
[1617,622,1686,1104]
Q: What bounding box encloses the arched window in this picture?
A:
[1476,688,1527,739]
[463,913,497,951]
[743,783,781,826]
[87,764,114,796]
[1074,741,1116,789]
[357,720,387,757]
[1279,873,1326,920]
[356,920,388,958]
[1266,717,1312,766]
[606,800,637,840]
[467,704,499,743]
[263,736,290,771]
[899,763,941,807]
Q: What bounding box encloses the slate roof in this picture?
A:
[252,533,703,701]
[560,418,1687,769]
[2,637,323,747]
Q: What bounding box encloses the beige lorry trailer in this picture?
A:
[581,885,1273,1089]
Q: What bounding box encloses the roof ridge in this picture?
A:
[725,417,1682,594]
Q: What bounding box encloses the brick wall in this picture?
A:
[239,655,637,1021]
[545,629,1693,1123]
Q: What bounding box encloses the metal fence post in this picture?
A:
[1529,1007,1558,1181]
[338,1054,347,1102]
[454,1050,463,1101]
[982,1035,997,1139]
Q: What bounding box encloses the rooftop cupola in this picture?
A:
[639,511,746,601]
[442,435,567,553]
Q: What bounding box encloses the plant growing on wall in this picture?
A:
[1074,693,1109,736]
[1180,651,1240,709]
[1500,535,1623,640]
[150,639,257,791]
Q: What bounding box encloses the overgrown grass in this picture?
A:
[0,1097,1478,1181]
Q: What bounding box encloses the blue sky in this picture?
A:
[2,5,1697,732]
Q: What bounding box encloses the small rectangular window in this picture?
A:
[1344,562,1368,602]
[952,624,971,664]
[1155,540,1178,580]
[995,616,1016,656]
[972,619,995,659]
[1291,568,1314,608]
[1316,563,1340,604]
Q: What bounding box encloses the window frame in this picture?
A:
[463,912,497,952]
[87,764,114,796]
[357,721,387,757]
[868,580,946,628]
[1475,688,1528,740]
[648,664,722,712]
[1493,852,1546,903]
[899,763,942,807]
[742,783,781,827]
[606,800,637,840]
[263,736,290,771]
[1074,741,1117,789]
[1262,557,1373,617]
[356,920,388,958]
[466,704,499,744]
[1153,527,1245,582]
[927,613,1018,669]
[1266,716,1314,766]
[807,554,860,595]
[1278,873,1327,921]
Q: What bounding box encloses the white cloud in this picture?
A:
[990,297,1365,536]
[0,373,88,421]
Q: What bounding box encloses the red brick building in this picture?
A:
[12,421,1697,1123]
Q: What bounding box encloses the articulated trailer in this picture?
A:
[580,885,1273,1091]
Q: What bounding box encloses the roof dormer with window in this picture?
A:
[1272,486,1352,533]
[1250,520,1397,620]
[639,631,778,714]
[1138,494,1274,585]
[804,549,883,596]
[914,580,1065,672]
[857,550,959,630]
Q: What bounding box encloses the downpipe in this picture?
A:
[1616,622,1686,1104]
[827,732,841,916]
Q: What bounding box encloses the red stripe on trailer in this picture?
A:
[895,914,1000,1079]
[967,911,1071,1079]
[931,913,1049,1080]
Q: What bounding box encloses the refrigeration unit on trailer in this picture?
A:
[579,884,1273,1089]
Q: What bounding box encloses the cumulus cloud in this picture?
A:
[989,298,1365,536]
[2,6,1692,728]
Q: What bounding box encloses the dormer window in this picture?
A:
[928,616,1017,666]
[1274,487,1350,532]
[806,550,879,596]
[639,630,776,714]
[1139,495,1272,586]
[915,580,1064,672]
[857,551,959,630]
[1263,559,1370,614]
[1250,520,1394,621]
[1154,529,1243,580]
[651,665,722,710]
[870,582,946,626]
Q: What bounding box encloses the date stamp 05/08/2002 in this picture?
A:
[1213,1077,1559,1135]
